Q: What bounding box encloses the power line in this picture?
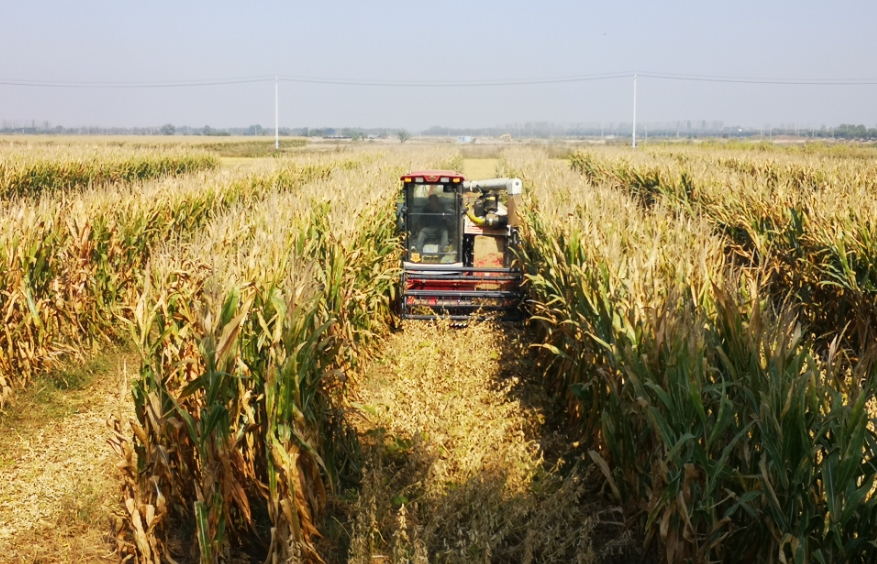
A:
[0,72,632,89]
[0,76,274,88]
[276,72,632,87]
[2,71,877,89]
[639,71,877,86]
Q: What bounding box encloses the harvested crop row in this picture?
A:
[504,147,877,563]
[0,145,219,199]
[112,147,459,562]
[0,156,354,406]
[346,320,612,563]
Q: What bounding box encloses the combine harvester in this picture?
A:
[397,170,524,320]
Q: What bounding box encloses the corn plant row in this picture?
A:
[568,146,877,354]
[0,147,219,199]
[0,157,356,407]
[111,148,458,562]
[504,148,877,563]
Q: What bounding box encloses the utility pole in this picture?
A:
[632,73,638,149]
[274,74,280,150]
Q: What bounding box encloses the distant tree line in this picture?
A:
[2,120,876,140]
[0,121,399,139]
[422,122,877,140]
[833,124,877,139]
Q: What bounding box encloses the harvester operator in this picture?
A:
[414,194,450,252]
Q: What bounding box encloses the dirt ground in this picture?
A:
[0,350,134,563]
[342,321,627,563]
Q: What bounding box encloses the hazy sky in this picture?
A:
[2,1,876,130]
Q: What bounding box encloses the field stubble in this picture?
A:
[0,349,135,562]
[345,320,632,563]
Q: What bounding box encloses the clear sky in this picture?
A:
[1,1,876,130]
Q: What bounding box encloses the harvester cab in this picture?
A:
[397,170,524,320]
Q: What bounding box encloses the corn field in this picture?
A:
[1,137,875,562]
[505,144,877,563]
[0,148,342,405]
[107,146,459,561]
[0,143,218,198]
